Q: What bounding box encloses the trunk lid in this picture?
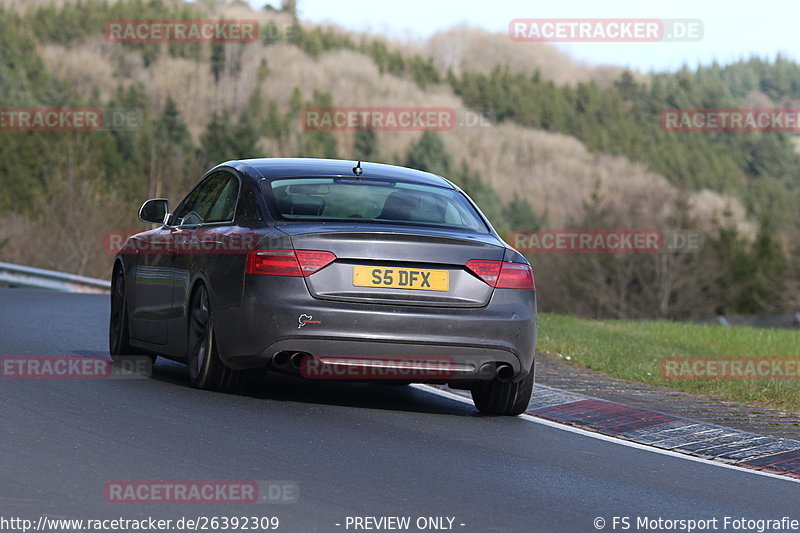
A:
[277,222,505,307]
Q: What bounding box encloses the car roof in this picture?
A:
[222,158,455,189]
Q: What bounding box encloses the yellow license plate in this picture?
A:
[353,266,449,292]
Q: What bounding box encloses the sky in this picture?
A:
[250,0,798,73]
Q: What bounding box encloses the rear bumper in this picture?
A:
[212,275,537,382]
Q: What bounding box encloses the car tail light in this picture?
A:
[295,250,337,275]
[466,259,535,289]
[496,262,535,289]
[246,249,336,277]
[466,260,502,285]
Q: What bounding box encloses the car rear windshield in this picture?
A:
[263,177,489,233]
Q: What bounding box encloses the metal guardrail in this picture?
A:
[685,313,800,329]
[0,261,110,294]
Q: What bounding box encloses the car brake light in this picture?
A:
[496,262,535,289]
[466,259,535,289]
[246,249,336,277]
[296,250,337,275]
[466,259,502,285]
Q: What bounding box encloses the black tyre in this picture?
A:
[471,367,534,416]
[187,284,246,393]
[109,265,135,359]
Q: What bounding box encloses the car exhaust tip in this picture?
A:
[496,363,514,383]
[272,351,292,370]
[290,352,306,370]
[478,363,497,381]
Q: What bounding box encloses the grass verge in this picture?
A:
[537,313,800,412]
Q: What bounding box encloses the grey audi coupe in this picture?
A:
[110,158,537,415]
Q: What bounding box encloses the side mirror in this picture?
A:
[138,198,170,225]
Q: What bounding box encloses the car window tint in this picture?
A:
[174,173,234,226]
[206,175,239,223]
[264,177,488,233]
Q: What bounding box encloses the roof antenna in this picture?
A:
[352,160,363,177]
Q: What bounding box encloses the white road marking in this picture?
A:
[413,384,800,485]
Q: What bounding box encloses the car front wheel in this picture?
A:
[109,266,134,359]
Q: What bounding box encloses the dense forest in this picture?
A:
[0,0,798,318]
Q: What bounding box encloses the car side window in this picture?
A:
[173,173,239,226]
[206,175,239,223]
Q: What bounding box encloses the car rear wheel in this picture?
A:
[188,284,246,393]
[471,367,534,416]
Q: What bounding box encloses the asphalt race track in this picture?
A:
[0,288,797,532]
